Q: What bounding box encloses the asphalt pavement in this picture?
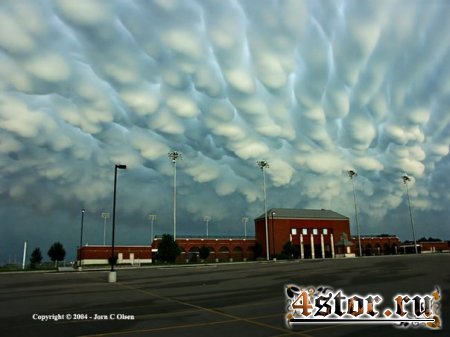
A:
[0,254,448,337]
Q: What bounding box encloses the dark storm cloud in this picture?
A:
[1,0,449,261]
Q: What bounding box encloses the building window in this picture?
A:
[323,228,328,235]
[313,228,318,235]
[291,228,297,235]
[302,228,307,235]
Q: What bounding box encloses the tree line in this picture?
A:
[29,242,66,268]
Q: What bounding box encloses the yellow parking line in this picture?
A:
[80,282,313,337]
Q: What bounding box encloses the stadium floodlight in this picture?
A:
[101,212,110,246]
[242,217,249,238]
[348,170,362,257]
[168,151,183,240]
[402,174,418,254]
[257,160,270,261]
[148,214,157,243]
[203,216,211,237]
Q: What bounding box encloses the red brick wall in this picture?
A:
[420,241,449,252]
[255,217,351,257]
[78,246,152,260]
[355,237,401,256]
[152,238,256,262]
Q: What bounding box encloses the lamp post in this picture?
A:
[402,175,418,254]
[203,216,211,237]
[257,160,270,261]
[348,170,362,257]
[78,208,85,269]
[168,151,182,240]
[242,217,248,238]
[271,211,276,256]
[148,214,156,243]
[101,212,110,246]
[110,164,126,282]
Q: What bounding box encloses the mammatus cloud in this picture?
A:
[1,0,450,261]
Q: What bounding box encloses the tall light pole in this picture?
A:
[148,214,156,243]
[271,211,276,256]
[101,212,110,246]
[257,160,270,261]
[402,175,418,254]
[110,164,126,282]
[348,170,362,257]
[203,216,211,237]
[242,217,248,238]
[79,208,85,268]
[168,151,182,240]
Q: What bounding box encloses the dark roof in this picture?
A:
[255,208,349,221]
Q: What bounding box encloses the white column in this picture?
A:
[300,234,304,259]
[320,234,325,258]
[330,234,335,258]
[22,241,27,270]
[310,234,315,259]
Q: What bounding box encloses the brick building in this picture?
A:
[355,235,401,256]
[77,245,152,266]
[419,241,450,253]
[254,208,354,259]
[76,208,447,265]
[400,240,450,254]
[151,237,255,262]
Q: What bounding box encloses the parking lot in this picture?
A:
[0,254,448,337]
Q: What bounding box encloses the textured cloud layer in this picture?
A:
[1,0,450,261]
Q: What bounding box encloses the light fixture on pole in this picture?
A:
[242,217,248,238]
[148,214,156,243]
[110,164,126,283]
[203,216,211,237]
[348,170,362,257]
[79,208,85,270]
[101,212,110,246]
[402,174,418,254]
[168,151,182,240]
[257,160,270,261]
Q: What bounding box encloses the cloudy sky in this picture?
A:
[1,0,449,263]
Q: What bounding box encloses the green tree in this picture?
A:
[30,247,43,268]
[157,234,181,263]
[47,242,66,267]
[198,246,210,261]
